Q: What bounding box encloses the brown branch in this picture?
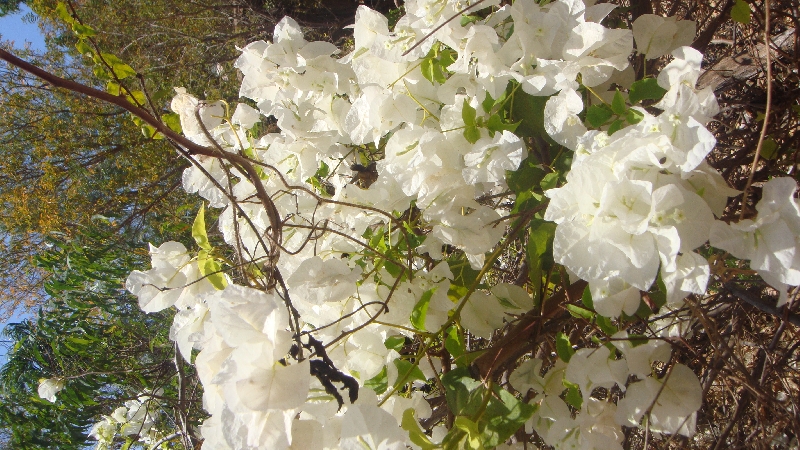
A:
[471,279,588,380]
[0,48,283,268]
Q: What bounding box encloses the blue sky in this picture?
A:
[0,5,45,363]
[0,4,46,51]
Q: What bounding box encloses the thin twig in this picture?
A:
[739,0,773,219]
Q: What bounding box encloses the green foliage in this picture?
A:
[440,368,536,449]
[731,0,751,24]
[0,226,203,448]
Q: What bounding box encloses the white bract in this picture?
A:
[112,1,795,448]
[37,377,65,403]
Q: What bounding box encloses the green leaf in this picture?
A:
[384,335,406,352]
[555,332,575,363]
[192,203,212,251]
[611,89,627,115]
[420,57,438,84]
[731,0,751,24]
[198,253,227,290]
[140,124,163,140]
[161,113,182,133]
[392,358,427,388]
[563,380,583,409]
[760,136,778,160]
[628,78,667,105]
[539,172,559,190]
[511,91,550,139]
[55,2,75,24]
[566,304,594,320]
[75,39,92,56]
[585,104,613,128]
[442,368,485,417]
[72,23,96,38]
[582,285,593,309]
[411,288,435,330]
[480,387,535,448]
[441,368,535,449]
[595,315,618,335]
[445,326,465,359]
[462,99,480,143]
[452,417,484,450]
[448,254,483,289]
[124,90,147,106]
[402,408,439,449]
[608,119,625,135]
[526,219,556,303]
[364,366,388,394]
[106,81,121,96]
[486,114,520,136]
[99,53,136,80]
[481,91,495,114]
[464,125,481,144]
[506,154,546,194]
[440,48,457,69]
[626,108,644,124]
[460,14,481,26]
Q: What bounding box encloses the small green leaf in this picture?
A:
[141,124,163,140]
[411,288,435,330]
[582,285,593,309]
[421,57,437,84]
[607,119,625,135]
[731,0,751,24]
[611,89,627,115]
[460,14,481,26]
[464,125,481,144]
[99,53,136,80]
[481,91,495,114]
[75,39,92,56]
[628,334,649,347]
[440,48,457,69]
[55,2,75,24]
[462,99,477,126]
[626,108,644,124]
[586,104,613,128]
[198,254,227,290]
[402,408,439,449]
[760,136,778,160]
[628,78,668,105]
[595,315,618,335]
[539,172,559,190]
[563,380,583,409]
[192,203,212,251]
[161,112,182,133]
[393,359,427,388]
[106,81,121,96]
[72,22,96,37]
[566,304,594,320]
[555,332,575,363]
[384,335,406,351]
[365,366,388,394]
[506,155,546,194]
[125,90,147,106]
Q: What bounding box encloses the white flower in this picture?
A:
[711,177,800,305]
[633,15,696,59]
[37,377,66,403]
[615,364,702,436]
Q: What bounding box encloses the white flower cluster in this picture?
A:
[115,0,800,448]
[543,46,734,317]
[88,392,164,449]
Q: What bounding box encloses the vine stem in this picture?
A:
[739,0,772,220]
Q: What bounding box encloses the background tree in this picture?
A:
[0,223,203,449]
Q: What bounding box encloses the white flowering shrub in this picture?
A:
[98,0,798,448]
